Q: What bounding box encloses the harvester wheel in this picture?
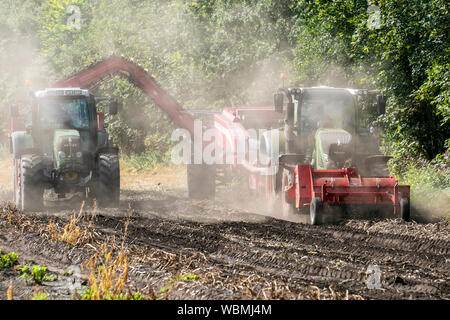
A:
[266,189,279,215]
[19,154,45,211]
[265,168,282,215]
[281,194,296,218]
[187,164,216,200]
[309,197,323,225]
[281,169,295,218]
[400,197,410,222]
[97,154,120,208]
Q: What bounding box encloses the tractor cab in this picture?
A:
[32,89,96,170]
[291,88,356,168]
[269,86,410,223]
[10,88,120,211]
[274,87,387,175]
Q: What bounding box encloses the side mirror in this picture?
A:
[274,93,284,113]
[9,104,19,117]
[376,95,386,115]
[109,100,119,115]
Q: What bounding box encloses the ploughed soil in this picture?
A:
[0,180,448,300]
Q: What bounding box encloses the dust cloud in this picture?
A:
[0,1,446,226]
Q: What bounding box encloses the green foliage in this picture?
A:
[121,150,171,171]
[389,151,449,217]
[390,152,449,190]
[31,292,48,300]
[19,265,55,285]
[81,289,93,300]
[81,289,146,300]
[0,0,447,171]
[0,250,19,268]
[159,273,199,297]
[131,292,146,300]
[179,273,198,281]
[294,0,449,161]
[0,1,44,144]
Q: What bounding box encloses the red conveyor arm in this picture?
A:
[52,56,195,135]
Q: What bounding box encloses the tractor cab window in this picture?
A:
[298,91,355,133]
[38,98,90,130]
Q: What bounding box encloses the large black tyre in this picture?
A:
[281,169,296,218]
[309,197,324,225]
[97,154,120,208]
[400,197,410,222]
[13,160,20,207]
[187,164,215,200]
[20,154,45,211]
[266,169,282,215]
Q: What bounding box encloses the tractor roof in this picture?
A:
[288,86,381,96]
[35,88,90,98]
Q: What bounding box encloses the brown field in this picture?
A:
[120,163,186,191]
[0,157,448,300]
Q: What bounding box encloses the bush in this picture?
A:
[31,292,48,300]
[389,150,450,218]
[121,150,171,171]
[81,247,146,300]
[19,265,55,285]
[0,250,18,268]
[390,151,449,189]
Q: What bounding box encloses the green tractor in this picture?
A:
[10,88,120,211]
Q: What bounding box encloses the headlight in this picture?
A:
[76,151,82,158]
[58,151,66,159]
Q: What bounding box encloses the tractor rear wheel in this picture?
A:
[97,154,120,208]
[400,197,410,222]
[19,154,45,211]
[309,197,323,225]
[187,164,216,200]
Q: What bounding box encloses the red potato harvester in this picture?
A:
[187,86,410,224]
[9,57,410,224]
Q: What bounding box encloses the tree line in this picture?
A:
[0,0,448,166]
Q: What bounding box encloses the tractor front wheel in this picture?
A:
[400,197,410,222]
[19,154,44,211]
